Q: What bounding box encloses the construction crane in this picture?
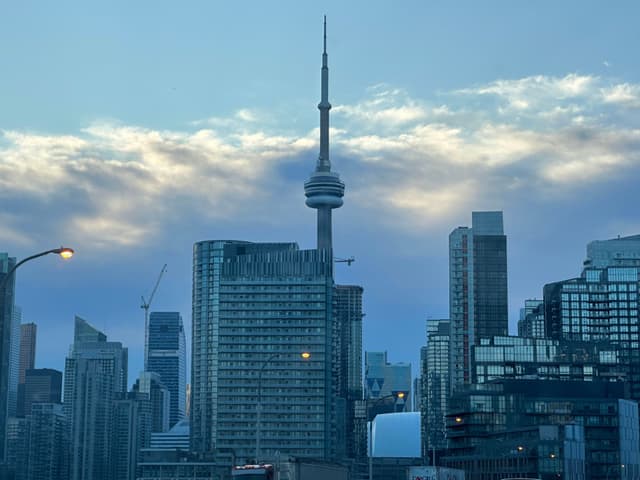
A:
[334,256,355,266]
[141,264,167,371]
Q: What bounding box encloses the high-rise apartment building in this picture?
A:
[6,416,29,480]
[8,305,21,417]
[544,235,640,399]
[0,253,17,460]
[134,371,170,433]
[147,311,186,428]
[63,316,128,480]
[23,368,62,417]
[111,392,152,480]
[449,211,508,392]
[334,284,364,459]
[191,241,336,461]
[27,403,69,480]
[17,323,36,417]
[421,319,450,454]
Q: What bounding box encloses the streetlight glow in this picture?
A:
[397,392,405,399]
[57,247,74,259]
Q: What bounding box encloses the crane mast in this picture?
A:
[141,264,167,371]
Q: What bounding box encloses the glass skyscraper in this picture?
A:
[544,235,640,399]
[449,211,508,392]
[147,311,186,428]
[0,253,17,461]
[63,316,128,480]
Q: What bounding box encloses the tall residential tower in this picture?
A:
[449,211,508,392]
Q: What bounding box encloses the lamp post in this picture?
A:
[0,247,74,292]
[0,247,73,463]
[255,351,311,464]
[367,392,405,480]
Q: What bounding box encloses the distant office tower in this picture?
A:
[422,319,450,454]
[191,241,338,462]
[17,322,36,417]
[27,403,69,480]
[64,316,128,480]
[449,211,508,392]
[0,253,17,460]
[23,368,62,416]
[544,234,640,399]
[334,284,365,459]
[146,311,186,428]
[134,371,170,433]
[111,392,152,480]
[517,299,544,338]
[365,351,412,414]
[8,305,21,417]
[6,416,29,480]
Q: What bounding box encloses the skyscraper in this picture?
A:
[449,211,508,392]
[422,319,450,455]
[27,403,69,480]
[0,253,17,461]
[23,368,62,416]
[191,241,336,461]
[110,392,152,480]
[63,316,128,480]
[133,371,170,433]
[146,311,186,428]
[334,284,364,459]
[8,305,21,417]
[544,234,640,399]
[17,322,36,417]
[191,19,350,463]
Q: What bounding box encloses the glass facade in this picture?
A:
[445,380,637,480]
[472,336,625,385]
[421,319,450,454]
[147,311,186,428]
[449,212,508,393]
[544,264,640,399]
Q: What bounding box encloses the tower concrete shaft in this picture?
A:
[304,16,345,252]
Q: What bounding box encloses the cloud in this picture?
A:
[601,83,640,108]
[1,73,639,252]
[333,85,427,126]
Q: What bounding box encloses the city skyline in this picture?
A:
[1,2,640,381]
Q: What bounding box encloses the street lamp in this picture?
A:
[255,351,311,464]
[0,247,73,464]
[368,392,406,480]
[0,247,74,292]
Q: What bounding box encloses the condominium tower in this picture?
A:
[449,211,508,391]
[63,316,128,480]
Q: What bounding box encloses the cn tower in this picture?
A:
[304,17,345,252]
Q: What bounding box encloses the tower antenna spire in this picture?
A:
[323,15,327,55]
[304,16,345,252]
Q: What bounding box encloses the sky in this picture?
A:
[1,1,639,384]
